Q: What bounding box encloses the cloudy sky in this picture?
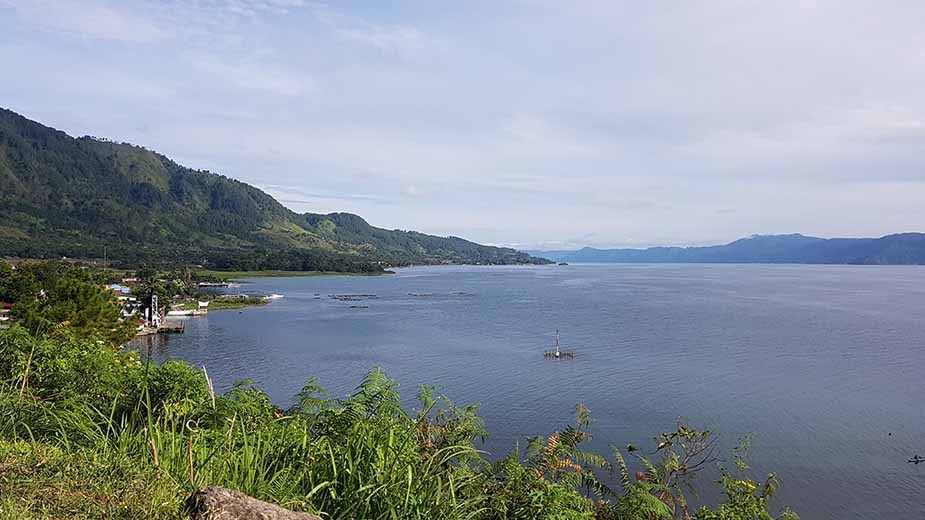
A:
[2,1,924,249]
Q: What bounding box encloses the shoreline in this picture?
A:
[139,297,271,337]
[172,296,270,312]
[196,269,394,281]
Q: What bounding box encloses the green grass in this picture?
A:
[174,297,269,312]
[207,298,268,310]
[0,371,492,520]
[0,440,183,520]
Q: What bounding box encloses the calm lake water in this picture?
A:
[133,264,925,519]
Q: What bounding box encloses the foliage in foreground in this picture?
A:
[0,439,181,520]
[0,327,797,520]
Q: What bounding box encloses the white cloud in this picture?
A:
[5,0,925,248]
[314,10,436,60]
[503,114,598,159]
[339,24,425,53]
[189,55,313,97]
[4,0,167,42]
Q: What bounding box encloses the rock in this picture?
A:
[187,486,321,520]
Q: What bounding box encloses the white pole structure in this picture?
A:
[151,294,160,328]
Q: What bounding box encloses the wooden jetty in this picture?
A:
[159,321,184,333]
[544,330,575,359]
[137,321,185,336]
[157,321,185,334]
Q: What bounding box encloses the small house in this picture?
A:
[108,284,131,294]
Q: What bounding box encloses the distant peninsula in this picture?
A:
[527,233,925,265]
[0,108,549,272]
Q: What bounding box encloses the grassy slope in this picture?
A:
[0,440,183,520]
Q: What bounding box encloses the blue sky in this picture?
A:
[2,1,924,249]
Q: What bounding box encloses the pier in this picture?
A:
[135,321,185,336]
[158,321,185,333]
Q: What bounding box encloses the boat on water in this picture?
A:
[264,294,285,300]
[544,329,575,359]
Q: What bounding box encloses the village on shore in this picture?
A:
[0,262,276,336]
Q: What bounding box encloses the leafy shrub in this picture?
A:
[0,326,137,403]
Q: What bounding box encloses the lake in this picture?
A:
[132,264,925,519]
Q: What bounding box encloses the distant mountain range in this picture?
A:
[527,233,925,265]
[0,108,548,271]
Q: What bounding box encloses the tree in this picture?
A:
[0,260,13,302]
[9,262,136,343]
[135,271,170,316]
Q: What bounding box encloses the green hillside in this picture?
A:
[0,108,546,271]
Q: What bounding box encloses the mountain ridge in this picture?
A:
[0,108,548,271]
[526,232,925,265]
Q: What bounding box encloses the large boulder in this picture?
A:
[187,487,321,520]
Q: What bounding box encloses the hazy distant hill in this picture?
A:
[0,108,547,271]
[527,233,925,265]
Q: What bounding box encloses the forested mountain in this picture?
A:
[528,233,925,265]
[0,108,546,271]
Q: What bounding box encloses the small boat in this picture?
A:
[909,455,925,464]
[558,262,569,266]
[264,294,285,300]
[544,329,575,359]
